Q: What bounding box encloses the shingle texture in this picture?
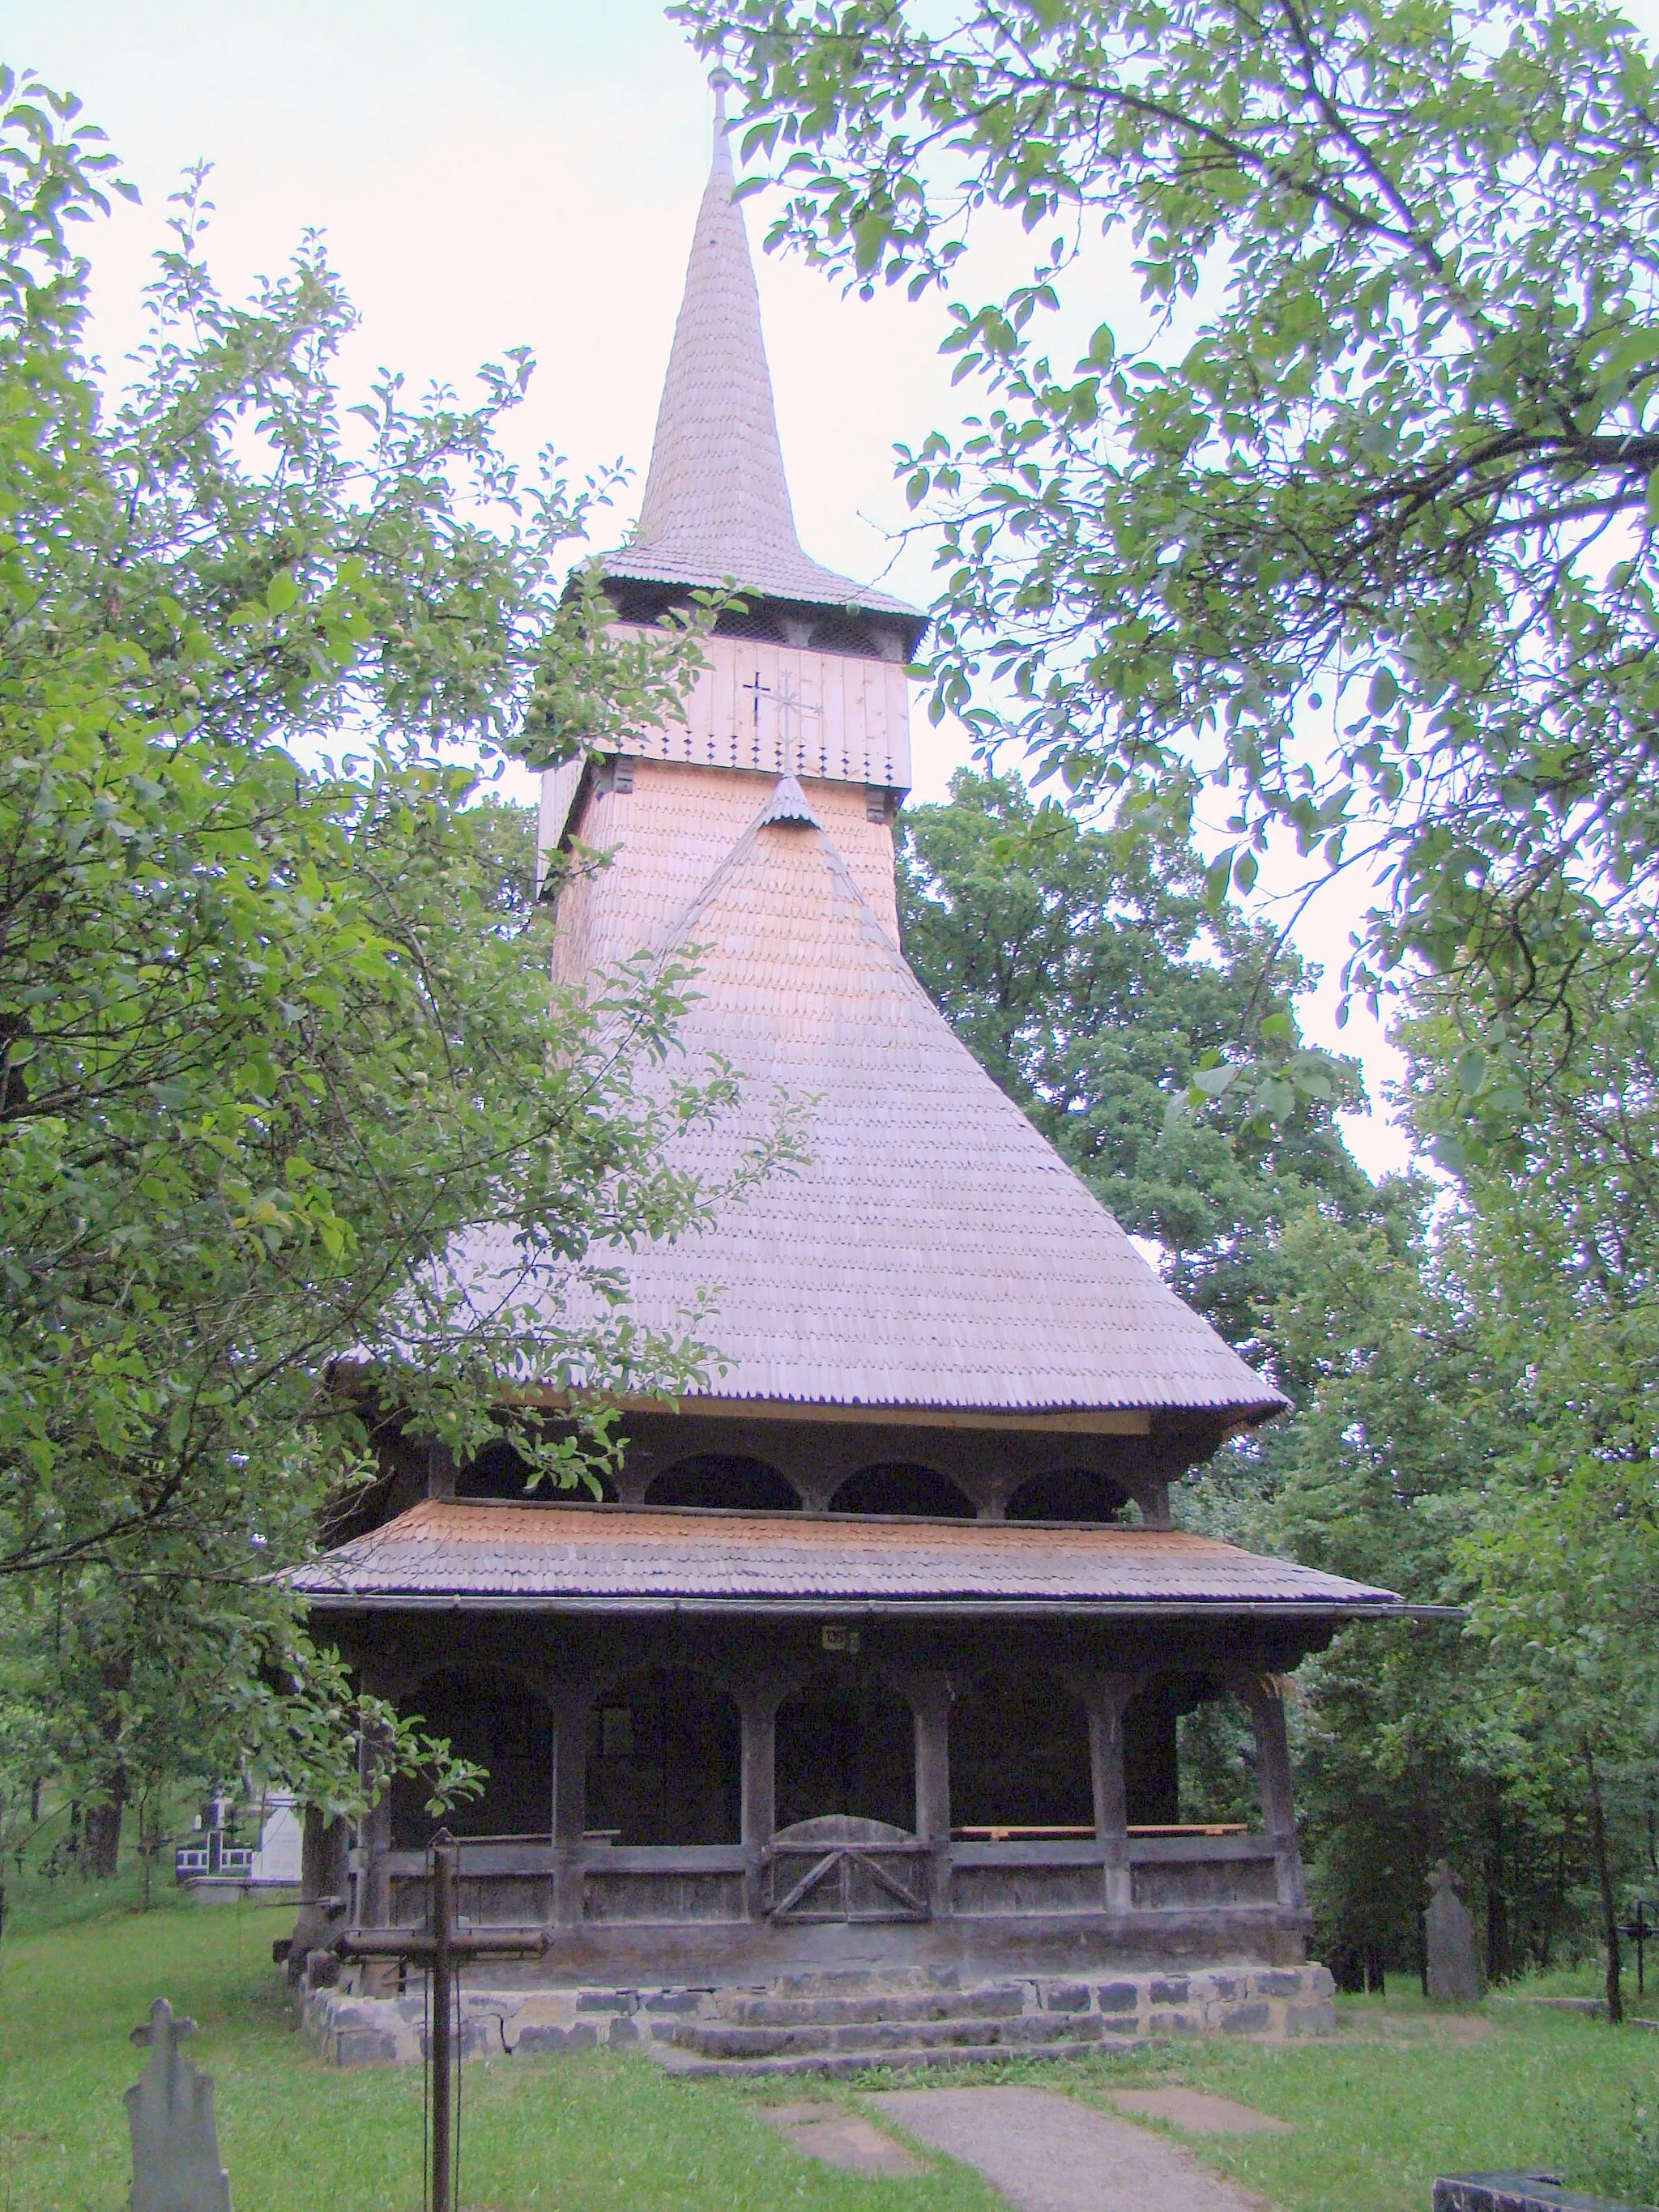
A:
[605,109,917,620]
[460,776,1286,1418]
[293,1499,1400,1610]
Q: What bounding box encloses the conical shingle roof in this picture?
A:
[605,89,918,623]
[461,782,1285,1419]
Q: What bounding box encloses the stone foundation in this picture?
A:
[301,1960,1337,2067]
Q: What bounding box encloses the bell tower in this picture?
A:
[538,79,926,975]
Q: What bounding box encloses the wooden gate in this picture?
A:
[763,1815,931,1924]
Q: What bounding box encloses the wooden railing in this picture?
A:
[370,1825,1292,1930]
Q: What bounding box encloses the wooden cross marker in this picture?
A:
[334,1835,548,2212]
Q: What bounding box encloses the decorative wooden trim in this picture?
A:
[517,1392,1158,1436]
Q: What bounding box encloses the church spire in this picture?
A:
[605,77,919,630]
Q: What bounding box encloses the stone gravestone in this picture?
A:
[1425,1859,1485,2004]
[126,1997,232,2212]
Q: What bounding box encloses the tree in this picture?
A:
[1213,952,1659,2001]
[684,0,1659,1055]
[898,768,1371,1353]
[1408,953,1659,2020]
[0,78,770,1823]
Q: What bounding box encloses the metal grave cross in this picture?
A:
[126,1997,232,2212]
[1619,1897,1653,1995]
[335,1835,548,2212]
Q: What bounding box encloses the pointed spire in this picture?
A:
[606,78,918,624]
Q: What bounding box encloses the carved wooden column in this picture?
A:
[1083,1673,1136,1914]
[288,1805,351,1980]
[1246,1675,1307,1911]
[909,1673,954,1918]
[550,1682,593,1928]
[356,1719,394,1927]
[739,1683,783,1921]
[301,1804,327,1900]
[353,1692,398,1993]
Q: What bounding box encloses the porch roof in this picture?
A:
[293,1500,1406,1617]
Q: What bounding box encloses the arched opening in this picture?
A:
[713,606,787,643]
[1177,1681,1263,1830]
[390,1670,552,1847]
[951,1667,1092,1830]
[1004,1468,1130,1524]
[1124,1671,1256,1827]
[808,615,877,656]
[828,1464,974,1519]
[774,1670,915,1832]
[584,1667,741,1844]
[646,1455,800,1511]
[458,1437,616,1503]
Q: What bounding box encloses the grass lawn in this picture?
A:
[0,1898,1655,2212]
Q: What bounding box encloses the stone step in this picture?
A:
[719,1987,1026,2027]
[668,2011,1113,2061]
[657,2035,1148,2081]
[766,1967,963,1997]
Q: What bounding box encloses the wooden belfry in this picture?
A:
[335,1835,547,2210]
[288,78,1411,2055]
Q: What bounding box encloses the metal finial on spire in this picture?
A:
[709,66,733,169]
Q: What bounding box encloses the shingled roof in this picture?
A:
[603,85,918,623]
[452,779,1286,1421]
[293,1500,1404,1614]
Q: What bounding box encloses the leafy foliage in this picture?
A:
[0,77,768,1818]
[1201,962,1659,1993]
[898,769,1372,1353]
[684,0,1659,1050]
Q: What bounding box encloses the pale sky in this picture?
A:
[11,0,1417,1174]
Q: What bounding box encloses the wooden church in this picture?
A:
[291,92,1405,2071]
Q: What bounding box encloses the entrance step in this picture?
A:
[303,1961,1336,2069]
[658,2035,1147,2081]
[667,2009,1116,2062]
[721,1985,1026,2028]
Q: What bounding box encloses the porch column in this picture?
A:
[301,1805,327,1899]
[910,1674,953,1918]
[1083,1673,1136,1914]
[1246,1675,1307,1911]
[550,1682,593,1928]
[355,1713,394,1929]
[738,1685,783,1921]
[301,1804,349,1900]
[353,1696,398,1994]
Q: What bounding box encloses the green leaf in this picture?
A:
[1203,846,1235,912]
[1192,1063,1239,1097]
